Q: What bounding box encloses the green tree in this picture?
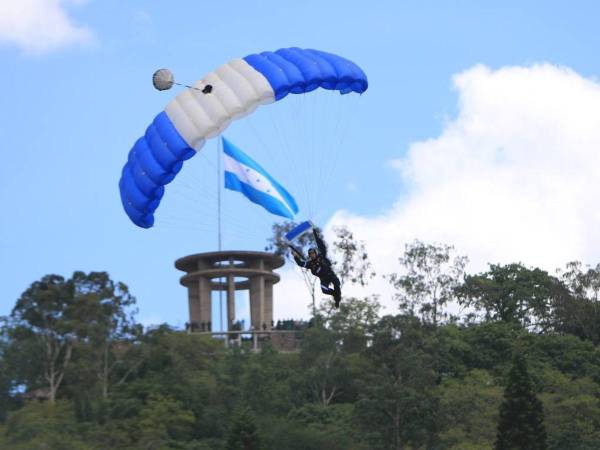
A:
[0,324,16,422]
[262,413,365,450]
[355,315,438,450]
[136,393,196,449]
[316,295,381,352]
[298,325,350,407]
[9,274,79,404]
[108,328,224,442]
[461,322,521,375]
[73,271,139,399]
[280,403,367,449]
[458,263,560,331]
[495,350,547,450]
[62,272,140,405]
[437,369,503,449]
[555,261,600,343]
[6,272,137,404]
[387,240,468,326]
[226,405,261,450]
[0,400,91,450]
[240,345,294,416]
[329,225,376,288]
[537,368,600,450]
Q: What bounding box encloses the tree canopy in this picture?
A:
[1,239,600,449]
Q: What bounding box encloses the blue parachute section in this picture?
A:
[243,48,368,100]
[119,112,195,228]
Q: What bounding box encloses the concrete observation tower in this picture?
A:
[176,251,293,348]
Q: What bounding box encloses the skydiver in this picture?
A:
[289,228,342,308]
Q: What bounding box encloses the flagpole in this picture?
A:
[217,136,223,333]
[217,136,222,252]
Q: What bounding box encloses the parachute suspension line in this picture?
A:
[313,92,340,217]
[276,94,313,220]
[243,115,300,224]
[295,93,312,218]
[242,118,290,213]
[317,92,335,218]
[320,94,362,212]
[184,146,266,237]
[160,152,266,239]
[307,92,322,219]
[307,93,320,219]
[318,92,339,213]
[242,111,309,234]
[160,195,266,238]
[172,81,213,93]
[301,93,318,219]
[294,91,327,221]
[298,93,320,218]
[219,137,284,236]
[301,91,338,221]
[267,105,308,205]
[292,94,314,219]
[152,69,213,93]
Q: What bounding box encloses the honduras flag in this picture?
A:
[222,137,299,219]
[284,220,313,242]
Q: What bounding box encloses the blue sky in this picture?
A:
[2,1,600,327]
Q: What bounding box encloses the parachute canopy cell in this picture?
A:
[119,48,368,228]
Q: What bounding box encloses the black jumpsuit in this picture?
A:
[292,230,341,304]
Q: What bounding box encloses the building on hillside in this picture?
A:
[175,250,305,351]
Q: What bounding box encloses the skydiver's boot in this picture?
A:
[333,278,342,309]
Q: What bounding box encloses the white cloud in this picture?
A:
[0,0,94,54]
[273,262,355,321]
[273,266,315,321]
[313,63,600,315]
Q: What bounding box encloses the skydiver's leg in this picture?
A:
[320,275,341,309]
[320,284,335,295]
[331,275,341,308]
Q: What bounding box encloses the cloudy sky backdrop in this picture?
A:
[1,1,599,326]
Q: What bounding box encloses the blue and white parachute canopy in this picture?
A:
[119,48,368,228]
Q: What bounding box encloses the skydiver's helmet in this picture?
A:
[308,247,318,260]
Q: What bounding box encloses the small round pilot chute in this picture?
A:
[152,68,174,91]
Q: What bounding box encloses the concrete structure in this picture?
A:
[175,251,284,333]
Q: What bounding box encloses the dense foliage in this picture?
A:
[1,240,600,449]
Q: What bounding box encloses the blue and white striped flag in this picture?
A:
[222,137,299,219]
[285,220,313,241]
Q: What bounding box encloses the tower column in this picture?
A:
[199,276,212,330]
[264,279,274,330]
[187,281,200,329]
[226,274,235,328]
[250,275,265,330]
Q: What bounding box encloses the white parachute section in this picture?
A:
[163,59,275,150]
